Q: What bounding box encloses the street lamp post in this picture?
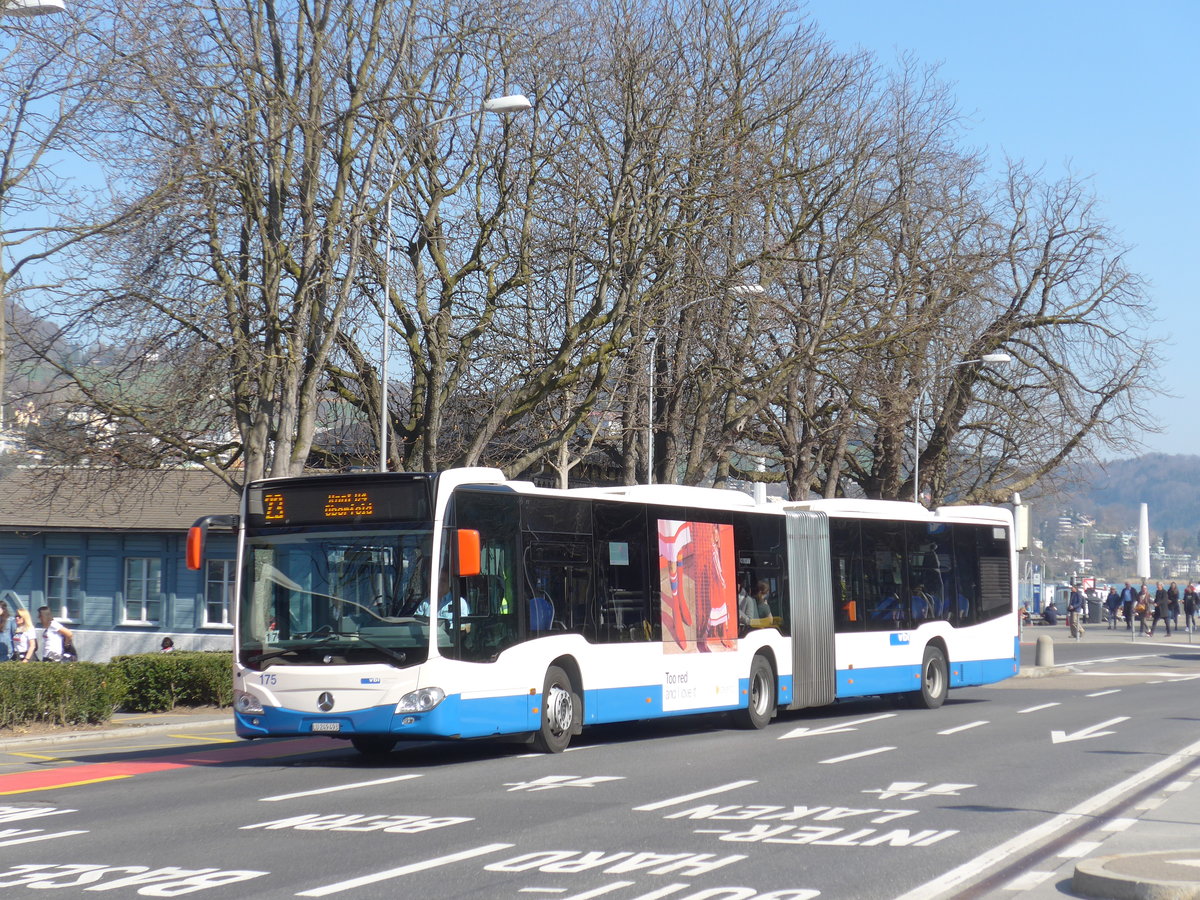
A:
[645,283,764,484]
[377,94,531,472]
[912,352,1011,504]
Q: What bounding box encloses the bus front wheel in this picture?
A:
[532,665,579,753]
[734,655,775,730]
[913,645,948,709]
[351,735,397,757]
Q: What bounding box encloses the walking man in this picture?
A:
[1068,584,1085,639]
[1120,582,1137,631]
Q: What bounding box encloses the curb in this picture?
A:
[1074,851,1200,900]
[0,716,230,752]
[1015,664,1076,679]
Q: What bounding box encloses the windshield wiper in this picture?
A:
[348,633,408,666]
[246,648,299,664]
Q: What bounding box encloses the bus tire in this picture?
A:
[532,665,579,753]
[913,645,948,709]
[351,735,397,757]
[735,655,775,730]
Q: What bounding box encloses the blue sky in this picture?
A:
[803,0,1200,457]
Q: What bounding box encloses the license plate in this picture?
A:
[311,722,341,733]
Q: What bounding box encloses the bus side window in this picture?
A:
[451,491,520,662]
[830,519,863,632]
[592,501,652,643]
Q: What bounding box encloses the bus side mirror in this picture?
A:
[456,529,481,577]
[187,515,240,571]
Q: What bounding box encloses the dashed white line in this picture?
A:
[0,830,87,847]
[1018,702,1061,714]
[633,780,757,811]
[1101,817,1137,832]
[1086,689,1120,697]
[938,721,989,735]
[1059,840,1102,858]
[819,746,896,765]
[296,843,514,897]
[1002,870,1055,891]
[260,774,421,802]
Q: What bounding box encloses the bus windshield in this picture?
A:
[238,526,435,670]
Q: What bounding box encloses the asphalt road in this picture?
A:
[1,638,1198,900]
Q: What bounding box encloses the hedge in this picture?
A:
[108,651,234,712]
[0,651,233,728]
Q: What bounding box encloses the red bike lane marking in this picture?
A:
[0,737,339,795]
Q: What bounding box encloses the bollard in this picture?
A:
[1035,634,1054,668]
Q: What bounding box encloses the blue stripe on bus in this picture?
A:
[234,674,798,740]
[834,655,1018,698]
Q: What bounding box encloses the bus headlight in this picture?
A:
[397,687,445,713]
[234,690,265,715]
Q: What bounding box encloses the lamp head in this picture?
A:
[482,94,533,114]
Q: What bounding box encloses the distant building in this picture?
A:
[0,468,239,661]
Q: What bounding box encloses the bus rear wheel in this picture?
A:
[912,645,948,709]
[734,655,775,730]
[532,665,579,753]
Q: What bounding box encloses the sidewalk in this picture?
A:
[1012,620,1200,897]
[1010,761,1200,899]
[0,708,231,751]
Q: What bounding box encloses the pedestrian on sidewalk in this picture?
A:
[37,606,75,662]
[1105,586,1120,629]
[0,600,14,661]
[1136,584,1151,635]
[12,608,36,661]
[1121,582,1137,631]
[1149,582,1172,637]
[1168,582,1181,630]
[1185,584,1197,633]
[1068,584,1086,638]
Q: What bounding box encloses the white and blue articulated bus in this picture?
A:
[188,468,1018,755]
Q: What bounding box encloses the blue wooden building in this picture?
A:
[0,468,239,661]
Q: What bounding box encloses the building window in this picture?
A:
[124,558,162,624]
[46,556,82,621]
[205,559,235,626]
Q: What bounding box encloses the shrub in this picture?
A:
[0,662,121,728]
[108,651,233,712]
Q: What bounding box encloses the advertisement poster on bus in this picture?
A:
[656,519,737,655]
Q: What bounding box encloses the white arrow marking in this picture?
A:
[779,713,897,740]
[1050,716,1129,744]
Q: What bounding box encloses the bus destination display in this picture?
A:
[247,479,430,527]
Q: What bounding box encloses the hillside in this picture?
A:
[1043,453,1200,540]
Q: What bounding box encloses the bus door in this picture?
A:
[784,509,836,709]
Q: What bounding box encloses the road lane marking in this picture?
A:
[819,746,895,765]
[0,738,337,795]
[1018,703,1060,714]
[1102,817,1136,832]
[296,843,513,896]
[779,713,897,740]
[892,733,1200,900]
[1059,840,1102,858]
[167,734,239,744]
[260,774,421,802]
[1050,717,1129,744]
[1086,690,1120,697]
[938,721,989,735]
[633,780,757,811]
[1002,871,1055,891]
[0,761,187,795]
[0,830,88,847]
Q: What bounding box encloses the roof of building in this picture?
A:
[0,467,239,533]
